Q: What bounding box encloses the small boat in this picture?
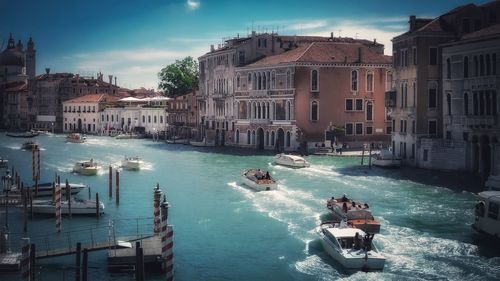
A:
[66,133,86,143]
[73,160,98,175]
[190,138,215,147]
[116,133,133,139]
[28,198,104,215]
[326,195,381,233]
[318,221,385,271]
[0,157,8,169]
[372,149,401,168]
[121,156,142,170]
[472,190,500,238]
[242,168,277,191]
[31,129,52,136]
[6,131,39,138]
[9,182,86,197]
[274,153,310,168]
[21,141,38,150]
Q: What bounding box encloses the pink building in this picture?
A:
[234,40,392,151]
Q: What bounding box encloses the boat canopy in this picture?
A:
[327,227,366,238]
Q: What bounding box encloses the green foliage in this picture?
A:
[158,56,199,97]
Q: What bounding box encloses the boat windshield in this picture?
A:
[346,210,374,220]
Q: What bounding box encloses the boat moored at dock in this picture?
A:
[242,168,277,191]
[473,191,500,238]
[9,182,87,197]
[372,149,401,168]
[274,153,310,168]
[28,198,105,215]
[190,138,215,147]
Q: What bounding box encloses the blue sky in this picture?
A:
[1,0,491,89]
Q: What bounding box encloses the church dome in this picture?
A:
[0,48,24,66]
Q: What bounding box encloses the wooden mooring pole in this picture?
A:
[109,165,113,198]
[135,241,144,281]
[23,184,28,235]
[368,143,372,169]
[115,170,120,205]
[96,193,100,218]
[361,145,365,165]
[66,180,72,218]
[75,242,81,281]
[30,243,36,281]
[82,248,88,281]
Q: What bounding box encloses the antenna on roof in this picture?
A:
[252,19,254,33]
[355,33,358,39]
[337,29,342,38]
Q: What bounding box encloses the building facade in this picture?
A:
[63,94,119,133]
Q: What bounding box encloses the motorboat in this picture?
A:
[326,195,381,233]
[472,191,500,238]
[73,160,98,175]
[6,131,39,138]
[28,198,104,215]
[0,157,8,169]
[166,136,188,144]
[372,149,401,168]
[10,182,86,197]
[242,168,277,191]
[318,221,385,271]
[66,133,86,143]
[121,156,142,170]
[190,138,215,147]
[21,141,38,150]
[274,153,310,168]
[115,133,142,139]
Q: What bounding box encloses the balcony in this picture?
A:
[249,90,270,97]
[464,115,497,128]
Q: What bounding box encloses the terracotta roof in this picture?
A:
[247,42,391,67]
[4,81,28,92]
[64,94,120,104]
[462,23,500,40]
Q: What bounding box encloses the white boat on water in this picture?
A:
[372,149,401,168]
[66,133,86,143]
[318,221,385,271]
[10,182,86,197]
[274,153,310,168]
[28,198,104,215]
[242,168,277,191]
[73,160,98,175]
[326,195,381,233]
[473,191,500,238]
[0,157,8,169]
[121,156,142,170]
[190,138,215,147]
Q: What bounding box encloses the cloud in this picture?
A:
[187,0,200,10]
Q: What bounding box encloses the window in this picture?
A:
[446,131,452,140]
[148,116,151,123]
[271,131,275,146]
[160,116,163,123]
[386,126,392,135]
[411,144,415,159]
[355,99,363,111]
[351,70,358,91]
[428,85,437,109]
[236,130,240,144]
[493,91,497,115]
[236,74,240,90]
[480,55,485,76]
[386,71,393,91]
[366,71,373,92]
[392,119,396,132]
[413,47,417,65]
[366,101,373,121]
[142,115,145,123]
[493,53,497,75]
[486,54,491,76]
[311,101,319,121]
[404,83,408,108]
[464,93,469,115]
[311,69,318,91]
[423,149,428,161]
[428,120,437,135]
[366,126,373,135]
[345,123,353,135]
[286,131,291,147]
[345,99,353,111]
[247,130,251,144]
[446,93,452,115]
[286,70,292,89]
[239,51,245,65]
[429,47,438,65]
[154,116,157,123]
[464,56,469,78]
[355,123,363,135]
[488,202,499,220]
[473,92,479,115]
[474,56,479,76]
[446,58,451,79]
[412,120,416,134]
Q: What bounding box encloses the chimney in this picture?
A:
[76,74,80,84]
[210,44,214,52]
[409,15,416,31]
[114,77,117,86]
[45,68,50,74]
[108,75,113,85]
[374,38,377,44]
[330,32,334,40]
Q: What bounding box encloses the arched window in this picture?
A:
[474,56,478,76]
[493,53,497,75]
[473,92,478,115]
[148,116,151,123]
[252,130,256,145]
[236,74,240,90]
[486,54,491,76]
[493,91,497,115]
[311,69,318,91]
[286,70,292,89]
[248,73,252,90]
[154,116,157,123]
[446,93,452,115]
[464,56,469,78]
[247,130,251,144]
[236,130,240,144]
[286,101,292,120]
[464,93,469,115]
[271,71,276,89]
[428,82,438,109]
[311,100,319,121]
[351,70,358,91]
[366,71,374,92]
[263,72,267,89]
[265,131,269,146]
[366,101,373,121]
[160,116,163,123]
[446,58,451,79]
[480,55,485,76]
[258,73,262,90]
[271,131,275,146]
[286,131,291,147]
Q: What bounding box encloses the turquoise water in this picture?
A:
[1,134,500,280]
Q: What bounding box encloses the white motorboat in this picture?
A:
[0,157,9,169]
[73,160,98,175]
[326,195,380,233]
[29,198,104,215]
[242,168,277,191]
[21,141,38,150]
[318,221,385,271]
[190,138,215,147]
[372,149,401,168]
[10,182,86,197]
[274,153,310,168]
[121,156,142,170]
[473,191,500,238]
[66,133,86,143]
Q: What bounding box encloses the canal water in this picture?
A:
[0,134,499,281]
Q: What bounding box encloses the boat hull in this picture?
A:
[122,161,140,170]
[274,159,310,168]
[190,140,215,147]
[30,201,104,215]
[372,158,401,168]
[241,176,277,191]
[320,237,385,270]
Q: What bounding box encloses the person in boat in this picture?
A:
[363,234,373,251]
[354,232,362,250]
[341,194,348,202]
[351,201,356,208]
[265,171,270,180]
[342,202,348,213]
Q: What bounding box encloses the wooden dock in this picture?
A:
[107,235,162,270]
[0,252,21,271]
[0,195,21,206]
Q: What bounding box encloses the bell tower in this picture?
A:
[26,36,36,79]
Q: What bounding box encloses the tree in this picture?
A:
[158,56,199,97]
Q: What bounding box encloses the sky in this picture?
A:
[0,0,491,90]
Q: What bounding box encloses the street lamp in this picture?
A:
[2,170,12,230]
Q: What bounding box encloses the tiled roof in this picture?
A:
[64,94,120,103]
[462,23,500,40]
[4,81,27,92]
[247,42,391,67]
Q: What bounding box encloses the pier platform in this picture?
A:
[0,252,21,272]
[107,235,162,271]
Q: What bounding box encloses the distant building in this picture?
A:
[62,94,119,133]
[388,1,500,173]
[166,91,199,139]
[234,41,391,151]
